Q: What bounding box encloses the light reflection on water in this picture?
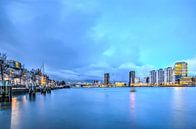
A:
[130,93,136,112]
[1,88,196,129]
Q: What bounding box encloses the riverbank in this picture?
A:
[12,86,70,95]
[11,85,196,95]
[82,85,196,88]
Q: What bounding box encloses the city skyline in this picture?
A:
[0,0,196,81]
[1,52,194,85]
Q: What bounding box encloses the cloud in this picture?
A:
[118,62,155,80]
[0,0,142,80]
[0,0,108,67]
[47,69,81,81]
[184,57,196,76]
[0,0,196,81]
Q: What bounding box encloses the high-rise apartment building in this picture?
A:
[164,67,173,84]
[157,69,164,85]
[129,71,135,86]
[150,70,157,85]
[104,73,110,85]
[174,62,188,82]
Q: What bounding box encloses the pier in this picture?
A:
[0,54,12,102]
[0,81,12,102]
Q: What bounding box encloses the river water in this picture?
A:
[0,87,196,129]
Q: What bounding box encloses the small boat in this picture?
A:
[130,87,136,92]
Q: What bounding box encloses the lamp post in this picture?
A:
[0,60,4,81]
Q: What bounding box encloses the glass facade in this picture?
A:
[174,62,188,82]
[104,73,110,85]
[129,71,135,86]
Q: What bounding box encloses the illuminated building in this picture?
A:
[180,77,193,85]
[104,73,110,85]
[150,70,156,85]
[174,62,188,83]
[0,53,58,88]
[115,82,126,87]
[7,60,22,70]
[164,67,173,84]
[129,71,135,86]
[41,75,46,86]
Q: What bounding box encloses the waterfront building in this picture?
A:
[180,77,193,85]
[129,71,135,86]
[174,62,188,83]
[192,77,196,85]
[93,80,99,87]
[0,53,57,88]
[115,82,126,87]
[157,69,164,85]
[164,67,173,84]
[150,70,157,85]
[7,60,22,70]
[145,77,150,84]
[135,77,140,84]
[172,68,176,83]
[104,73,110,85]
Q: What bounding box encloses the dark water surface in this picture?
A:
[1,87,196,129]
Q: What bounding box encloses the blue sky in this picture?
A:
[0,0,196,81]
